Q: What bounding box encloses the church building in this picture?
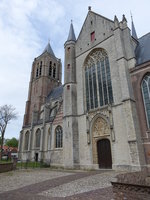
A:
[18,7,150,171]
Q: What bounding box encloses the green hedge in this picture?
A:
[17,161,49,168]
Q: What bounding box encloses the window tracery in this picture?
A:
[55,126,63,148]
[84,49,113,111]
[53,63,56,78]
[35,129,41,148]
[36,63,39,78]
[49,61,52,76]
[39,61,42,76]
[24,131,29,150]
[141,74,150,128]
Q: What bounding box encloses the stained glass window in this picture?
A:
[84,49,113,111]
[141,74,150,128]
[24,131,29,150]
[55,126,63,148]
[48,128,51,149]
[92,65,98,108]
[49,61,52,76]
[35,129,41,148]
[89,67,94,109]
[53,63,56,78]
[19,133,23,151]
[36,63,39,78]
[105,57,113,103]
[39,61,42,76]
[85,68,90,110]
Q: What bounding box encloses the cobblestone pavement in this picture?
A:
[0,169,119,200]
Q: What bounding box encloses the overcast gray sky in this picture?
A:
[0,0,150,139]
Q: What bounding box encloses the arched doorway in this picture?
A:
[35,153,38,162]
[97,139,112,169]
[92,116,112,169]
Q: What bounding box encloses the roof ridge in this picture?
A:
[138,32,150,40]
[76,10,114,42]
[46,85,63,101]
[90,10,114,23]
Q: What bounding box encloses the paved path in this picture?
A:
[0,169,119,200]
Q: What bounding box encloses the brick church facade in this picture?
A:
[18,8,150,171]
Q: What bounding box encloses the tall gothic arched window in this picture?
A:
[53,63,56,78]
[49,61,52,76]
[48,128,51,149]
[55,126,63,148]
[39,61,42,76]
[19,132,23,151]
[141,74,150,128]
[24,131,29,150]
[35,129,41,148]
[36,63,39,78]
[84,49,113,111]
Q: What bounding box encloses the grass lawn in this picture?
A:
[17,161,45,168]
[0,160,12,164]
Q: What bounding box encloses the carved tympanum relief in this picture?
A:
[92,117,110,164]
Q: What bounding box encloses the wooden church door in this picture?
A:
[97,139,112,169]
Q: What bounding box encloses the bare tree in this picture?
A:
[0,105,17,159]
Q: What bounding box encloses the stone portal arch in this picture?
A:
[92,116,112,168]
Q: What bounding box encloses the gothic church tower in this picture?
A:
[23,42,62,126]
[63,22,79,168]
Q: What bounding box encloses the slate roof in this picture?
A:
[43,42,55,57]
[131,20,138,40]
[135,32,150,65]
[67,22,76,42]
[47,85,63,101]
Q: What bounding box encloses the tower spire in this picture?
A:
[67,20,76,42]
[43,40,55,57]
[131,12,138,40]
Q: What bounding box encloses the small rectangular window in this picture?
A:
[91,31,95,42]
[67,64,70,69]
[67,85,70,90]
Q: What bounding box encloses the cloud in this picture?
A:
[0,0,150,139]
[0,0,65,138]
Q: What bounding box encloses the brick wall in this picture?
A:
[0,163,13,173]
[130,61,150,165]
[112,182,150,200]
[53,104,63,125]
[112,171,150,200]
